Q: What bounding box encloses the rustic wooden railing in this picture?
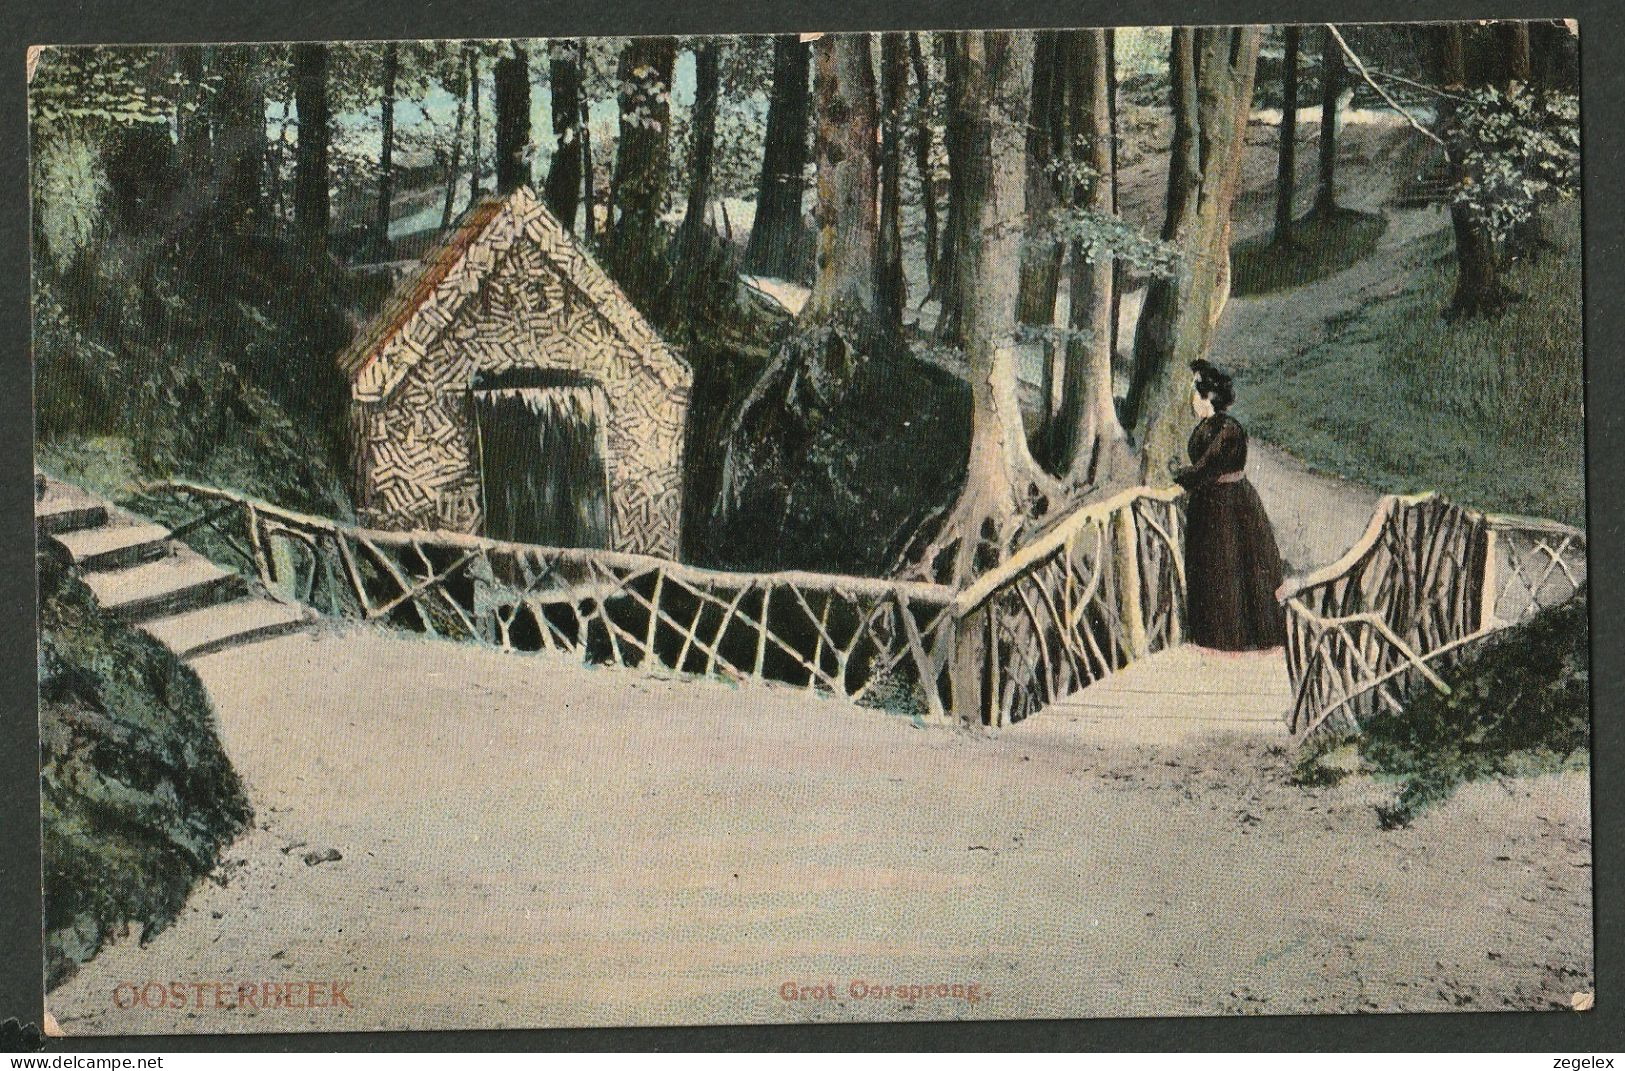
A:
[146,480,1189,727]
[149,481,962,718]
[946,486,1187,727]
[1281,493,1587,741]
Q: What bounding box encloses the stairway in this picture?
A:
[37,473,315,660]
[1391,153,1456,210]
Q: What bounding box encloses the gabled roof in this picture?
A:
[341,186,689,404]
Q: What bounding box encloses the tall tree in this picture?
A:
[1314,26,1343,218]
[907,33,940,290]
[877,33,909,333]
[1497,20,1532,84]
[174,47,210,181]
[1106,28,1124,362]
[742,35,812,279]
[440,48,468,228]
[1274,25,1300,243]
[608,35,677,302]
[1016,31,1067,327]
[673,39,721,304]
[543,39,585,229]
[293,43,331,260]
[717,33,884,534]
[1530,19,1579,91]
[1054,29,1130,486]
[467,45,483,203]
[925,30,1055,582]
[372,41,399,256]
[1427,23,1514,317]
[933,33,975,346]
[580,91,596,239]
[1123,26,1262,477]
[802,33,880,323]
[210,45,268,234]
[493,43,531,194]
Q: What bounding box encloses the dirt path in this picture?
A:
[48,625,1590,1034]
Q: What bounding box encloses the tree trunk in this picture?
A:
[1530,20,1579,92]
[1016,31,1066,327]
[580,89,595,239]
[714,34,887,541]
[543,40,585,229]
[673,40,721,305]
[1497,20,1533,84]
[1314,26,1341,219]
[742,35,812,279]
[928,31,1058,583]
[802,33,881,325]
[467,46,483,203]
[680,41,721,239]
[908,33,940,289]
[877,33,909,334]
[1055,28,1130,486]
[440,52,467,228]
[494,45,531,195]
[373,41,399,257]
[1125,27,1262,479]
[175,47,211,181]
[293,43,331,261]
[1428,23,1515,318]
[210,45,267,234]
[1273,25,1299,244]
[609,35,677,303]
[1107,28,1123,363]
[934,33,975,347]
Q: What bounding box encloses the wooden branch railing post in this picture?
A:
[149,479,1213,733]
[1113,504,1149,661]
[1280,493,1585,744]
[949,607,989,728]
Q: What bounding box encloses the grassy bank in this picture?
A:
[1235,201,1584,525]
[39,551,251,988]
[1232,209,1388,297]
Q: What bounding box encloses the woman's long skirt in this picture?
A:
[1183,479,1287,651]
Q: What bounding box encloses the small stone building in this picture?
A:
[341,187,691,558]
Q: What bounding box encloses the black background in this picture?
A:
[2,0,1619,1052]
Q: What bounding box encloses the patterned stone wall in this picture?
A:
[348,189,690,559]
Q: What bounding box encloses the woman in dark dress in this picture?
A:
[1171,360,1286,651]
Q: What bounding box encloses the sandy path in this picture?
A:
[49,625,1591,1034]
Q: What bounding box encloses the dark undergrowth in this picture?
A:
[34,124,375,519]
[702,345,971,578]
[38,550,251,990]
[1295,587,1589,828]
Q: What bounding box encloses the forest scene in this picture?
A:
[32,22,1591,1032]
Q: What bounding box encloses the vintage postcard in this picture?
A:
[30,21,1589,1035]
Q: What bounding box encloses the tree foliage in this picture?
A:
[1449,84,1579,243]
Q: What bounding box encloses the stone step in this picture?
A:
[143,598,314,660]
[36,481,109,535]
[52,522,174,571]
[83,550,244,622]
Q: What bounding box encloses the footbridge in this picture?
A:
[38,475,1586,743]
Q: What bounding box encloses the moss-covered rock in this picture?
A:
[38,551,251,989]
